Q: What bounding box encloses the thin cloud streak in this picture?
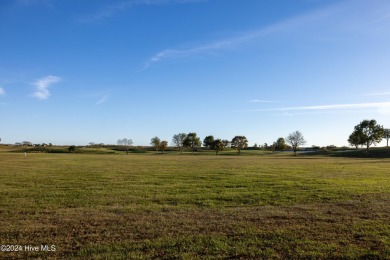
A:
[248,99,278,103]
[0,87,5,96]
[144,0,390,69]
[364,92,390,96]
[143,40,234,69]
[79,0,207,23]
[16,0,50,6]
[78,1,133,23]
[243,102,390,112]
[144,3,342,69]
[144,33,260,69]
[96,95,109,105]
[33,75,61,100]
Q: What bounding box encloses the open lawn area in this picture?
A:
[0,151,389,259]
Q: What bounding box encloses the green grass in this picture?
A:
[0,151,389,259]
[305,146,390,158]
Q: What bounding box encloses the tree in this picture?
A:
[212,139,225,155]
[203,135,214,150]
[383,129,390,147]
[231,136,248,155]
[348,132,361,149]
[222,139,230,148]
[117,138,133,154]
[150,137,161,154]
[68,145,76,153]
[183,132,201,154]
[286,131,306,156]
[160,140,168,154]
[350,119,384,154]
[274,137,286,152]
[172,133,187,154]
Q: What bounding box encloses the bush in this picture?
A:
[130,149,147,153]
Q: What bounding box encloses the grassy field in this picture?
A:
[0,149,389,259]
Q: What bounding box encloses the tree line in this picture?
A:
[7,119,388,156]
[117,130,307,156]
[115,119,390,156]
[150,133,247,155]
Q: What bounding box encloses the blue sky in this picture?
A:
[1,0,390,147]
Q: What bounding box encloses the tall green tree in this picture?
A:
[150,136,161,154]
[183,132,201,154]
[172,133,186,154]
[383,128,390,147]
[203,135,215,150]
[160,140,168,154]
[286,131,306,156]
[275,137,286,152]
[348,132,361,149]
[212,139,225,155]
[231,136,248,155]
[350,119,384,153]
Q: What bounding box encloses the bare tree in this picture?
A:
[172,133,187,154]
[383,128,390,147]
[117,138,133,154]
[286,131,306,156]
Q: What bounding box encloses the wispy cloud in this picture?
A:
[143,40,234,69]
[15,0,54,8]
[78,1,133,23]
[0,87,5,96]
[16,0,44,5]
[278,102,390,111]
[33,75,61,100]
[144,0,390,69]
[244,101,390,115]
[248,99,278,103]
[364,92,390,96]
[96,95,109,105]
[79,0,206,23]
[143,4,340,69]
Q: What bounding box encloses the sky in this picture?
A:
[1,0,390,147]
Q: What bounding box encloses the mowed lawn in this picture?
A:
[0,152,389,259]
